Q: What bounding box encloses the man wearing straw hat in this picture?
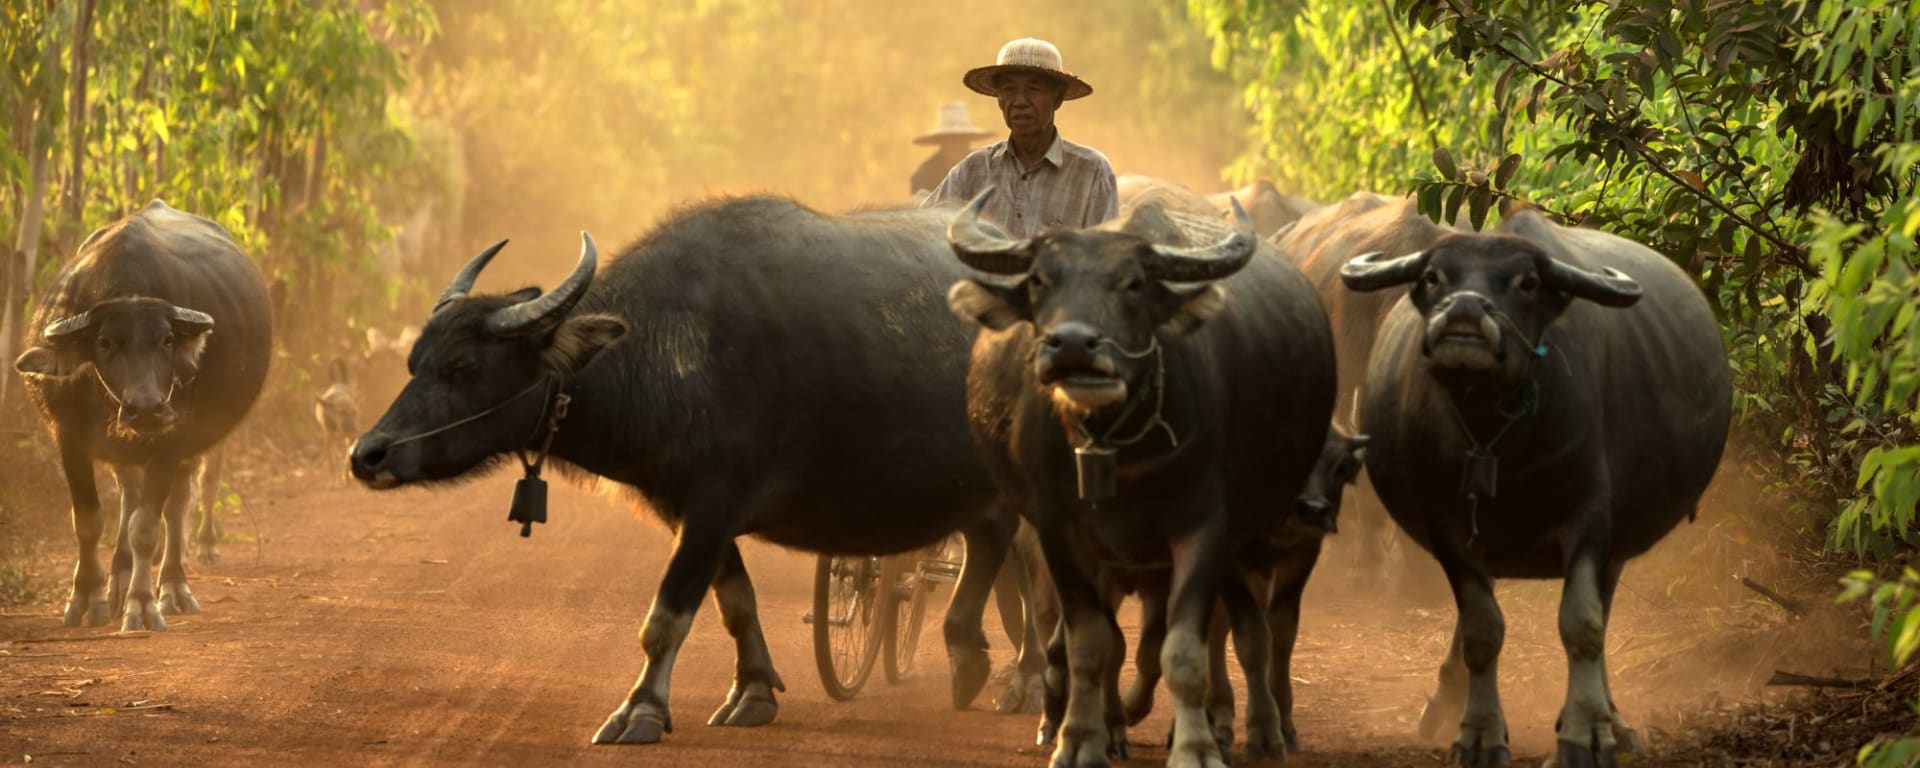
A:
[923,38,1119,238]
[911,102,995,196]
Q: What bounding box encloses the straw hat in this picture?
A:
[962,38,1093,101]
[913,101,996,145]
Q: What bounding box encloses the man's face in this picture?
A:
[995,72,1063,138]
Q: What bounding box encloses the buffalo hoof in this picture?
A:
[1449,740,1510,767]
[1550,738,1617,768]
[949,647,992,709]
[107,572,130,619]
[159,583,201,615]
[1283,721,1301,753]
[708,684,778,727]
[64,595,113,628]
[1048,728,1113,768]
[592,703,672,745]
[995,669,1046,715]
[196,547,221,566]
[1419,690,1466,741]
[1109,726,1130,761]
[120,597,165,632]
[1243,714,1286,762]
[1036,714,1061,747]
[1613,720,1649,757]
[1167,740,1229,768]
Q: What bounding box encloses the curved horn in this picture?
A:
[436,239,510,310]
[43,311,96,340]
[1339,250,1431,293]
[1142,196,1257,282]
[167,306,215,332]
[1539,257,1642,308]
[486,231,599,338]
[947,186,1033,274]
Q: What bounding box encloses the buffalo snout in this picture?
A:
[1037,322,1108,378]
[349,433,403,489]
[117,398,177,433]
[1294,495,1338,534]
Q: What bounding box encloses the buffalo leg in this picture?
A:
[193,448,224,565]
[1266,545,1318,752]
[106,464,141,618]
[1224,572,1290,760]
[1122,578,1169,726]
[57,432,112,627]
[950,513,1013,709]
[1433,553,1508,767]
[706,541,783,727]
[1163,525,1232,768]
[1037,613,1068,747]
[1553,536,1618,768]
[593,520,733,745]
[1000,521,1055,716]
[156,459,201,616]
[1037,524,1127,768]
[121,460,183,632]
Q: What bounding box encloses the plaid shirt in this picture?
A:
[923,132,1119,239]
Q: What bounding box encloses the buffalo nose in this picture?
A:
[1041,323,1102,353]
[350,435,389,479]
[1439,292,1494,318]
[1295,497,1337,533]
[118,401,176,431]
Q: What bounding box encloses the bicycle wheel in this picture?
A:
[811,553,888,701]
[883,551,934,683]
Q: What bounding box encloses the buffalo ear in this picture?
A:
[539,313,628,376]
[14,346,68,377]
[1162,284,1227,337]
[947,279,1029,331]
[1340,250,1431,292]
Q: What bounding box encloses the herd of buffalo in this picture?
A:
[13,175,1731,768]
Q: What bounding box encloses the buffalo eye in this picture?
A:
[162,334,176,350]
[1517,273,1540,294]
[1120,276,1143,294]
[96,337,116,353]
[1420,268,1443,290]
[1031,271,1052,289]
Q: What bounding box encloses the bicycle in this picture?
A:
[803,533,965,700]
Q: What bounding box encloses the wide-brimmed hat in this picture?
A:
[914,101,996,145]
[963,38,1093,101]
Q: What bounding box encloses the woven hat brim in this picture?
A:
[913,130,996,145]
[963,64,1093,100]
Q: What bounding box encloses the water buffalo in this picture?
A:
[1279,193,1452,597]
[1337,209,1730,767]
[347,198,1024,746]
[945,188,1336,768]
[1207,180,1319,241]
[13,200,272,630]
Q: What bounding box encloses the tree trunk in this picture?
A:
[58,0,96,253]
[2,141,53,417]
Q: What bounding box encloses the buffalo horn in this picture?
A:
[1142,197,1257,282]
[168,306,216,332]
[1539,257,1642,308]
[486,231,599,338]
[42,311,95,340]
[1340,250,1432,292]
[436,239,511,310]
[947,186,1033,274]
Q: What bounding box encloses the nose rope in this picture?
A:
[384,376,558,449]
[1067,339,1176,449]
[92,365,181,413]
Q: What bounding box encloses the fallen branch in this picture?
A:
[1765,670,1873,688]
[1738,576,1805,618]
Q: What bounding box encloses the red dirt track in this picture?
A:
[0,467,1865,767]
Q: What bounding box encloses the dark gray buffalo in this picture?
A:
[945,188,1335,768]
[1337,209,1730,767]
[347,199,1023,746]
[13,200,272,630]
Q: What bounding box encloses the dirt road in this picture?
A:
[0,467,1859,767]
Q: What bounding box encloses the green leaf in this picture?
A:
[1434,146,1459,182]
[1469,185,1493,231]
[1495,153,1521,190]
